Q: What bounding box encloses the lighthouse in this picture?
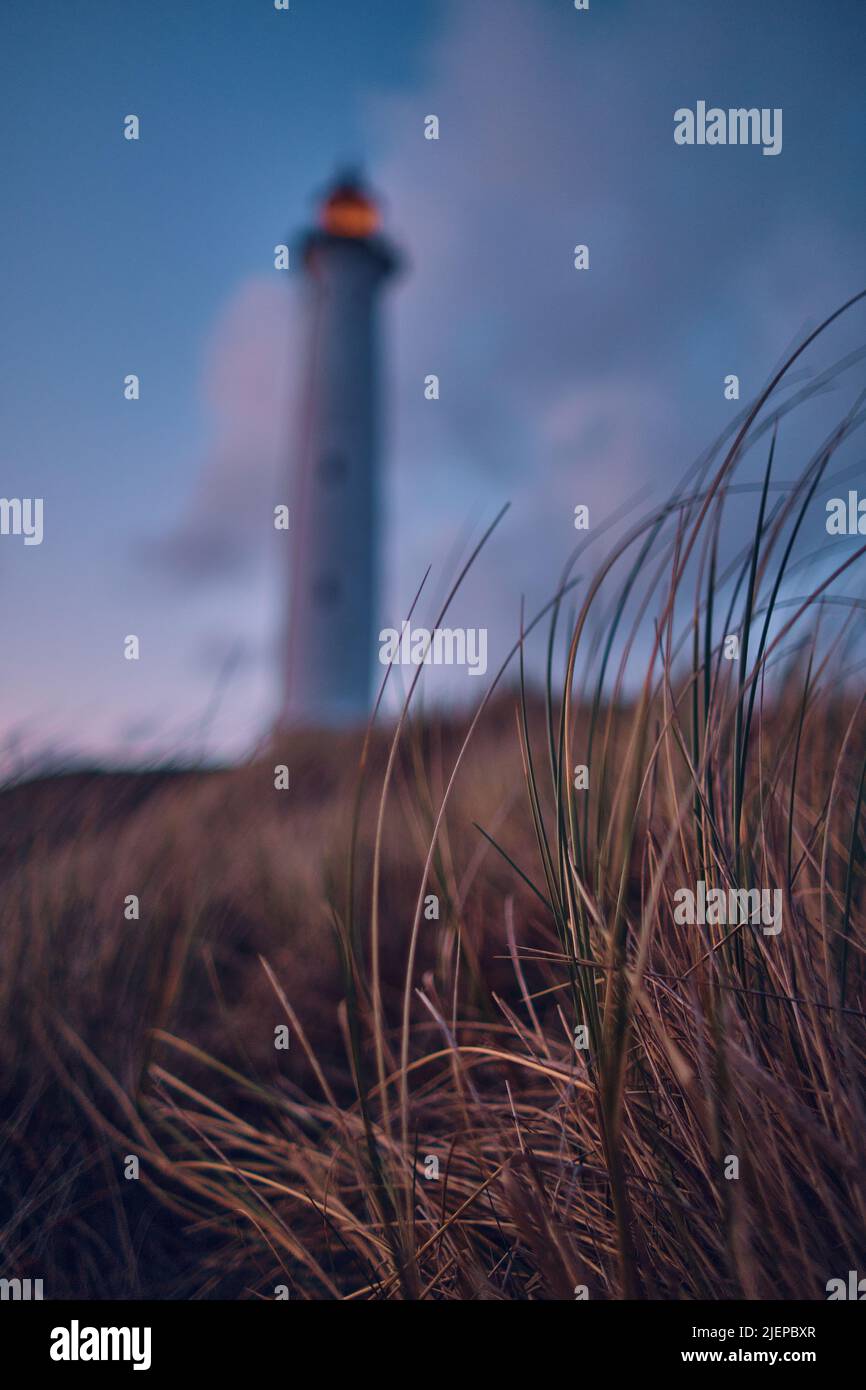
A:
[283,172,399,726]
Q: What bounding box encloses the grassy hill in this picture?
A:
[1,676,863,1299]
[3,314,866,1299]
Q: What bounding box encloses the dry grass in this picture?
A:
[1,297,865,1299]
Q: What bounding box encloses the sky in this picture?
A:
[1,0,864,767]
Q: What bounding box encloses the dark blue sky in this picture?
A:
[1,0,864,763]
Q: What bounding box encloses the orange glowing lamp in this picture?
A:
[320,180,381,239]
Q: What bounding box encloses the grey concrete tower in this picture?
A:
[284,172,399,725]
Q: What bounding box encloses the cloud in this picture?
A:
[141,276,296,585]
[139,0,866,713]
[367,0,866,660]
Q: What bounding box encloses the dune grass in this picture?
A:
[1,297,865,1299]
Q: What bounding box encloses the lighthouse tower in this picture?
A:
[284,172,399,726]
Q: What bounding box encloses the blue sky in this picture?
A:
[1,0,864,765]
